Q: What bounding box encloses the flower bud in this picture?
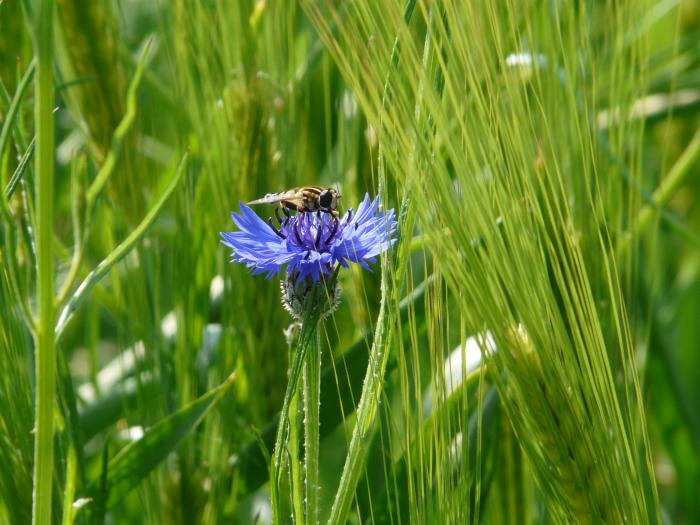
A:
[280,273,340,321]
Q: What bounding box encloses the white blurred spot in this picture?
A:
[365,124,377,148]
[57,129,86,165]
[505,52,547,69]
[443,332,495,396]
[449,431,463,462]
[118,425,144,442]
[423,331,495,415]
[161,311,177,340]
[342,90,358,119]
[210,275,224,301]
[72,497,92,510]
[598,89,700,129]
[251,491,272,524]
[78,342,145,403]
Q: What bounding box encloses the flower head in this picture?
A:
[220,193,397,282]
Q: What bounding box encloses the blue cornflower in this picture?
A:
[221,193,397,282]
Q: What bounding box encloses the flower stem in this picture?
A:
[271,286,322,524]
[288,344,304,524]
[303,327,322,525]
[32,1,56,524]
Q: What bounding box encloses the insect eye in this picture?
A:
[319,190,333,209]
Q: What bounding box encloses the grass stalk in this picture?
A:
[620,126,700,255]
[303,328,322,525]
[327,253,392,525]
[31,1,56,524]
[54,152,188,337]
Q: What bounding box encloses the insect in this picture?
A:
[248,185,340,217]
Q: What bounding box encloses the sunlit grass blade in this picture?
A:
[0,57,35,167]
[90,371,236,510]
[4,136,35,198]
[55,152,188,337]
[2,1,695,523]
[0,261,34,524]
[328,232,399,523]
[54,0,126,161]
[84,38,152,209]
[31,0,56,523]
[304,0,659,521]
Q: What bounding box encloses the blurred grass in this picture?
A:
[1,0,700,524]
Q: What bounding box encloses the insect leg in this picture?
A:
[267,218,286,239]
[282,206,291,226]
[274,207,284,228]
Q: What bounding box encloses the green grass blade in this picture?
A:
[78,374,157,442]
[93,371,236,510]
[60,444,77,525]
[31,0,56,523]
[0,57,35,166]
[55,151,188,337]
[4,136,35,198]
[85,38,152,208]
[327,247,394,524]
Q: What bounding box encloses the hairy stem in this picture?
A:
[271,286,322,524]
[303,328,322,525]
[288,343,304,524]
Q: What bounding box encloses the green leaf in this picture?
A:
[55,151,189,337]
[93,371,235,510]
[0,58,35,165]
[85,38,153,207]
[4,137,35,199]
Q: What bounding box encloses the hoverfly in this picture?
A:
[248,185,340,217]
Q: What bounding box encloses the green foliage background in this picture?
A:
[1,0,699,523]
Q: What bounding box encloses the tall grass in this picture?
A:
[1,0,699,523]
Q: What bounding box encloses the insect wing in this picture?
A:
[247,189,297,206]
